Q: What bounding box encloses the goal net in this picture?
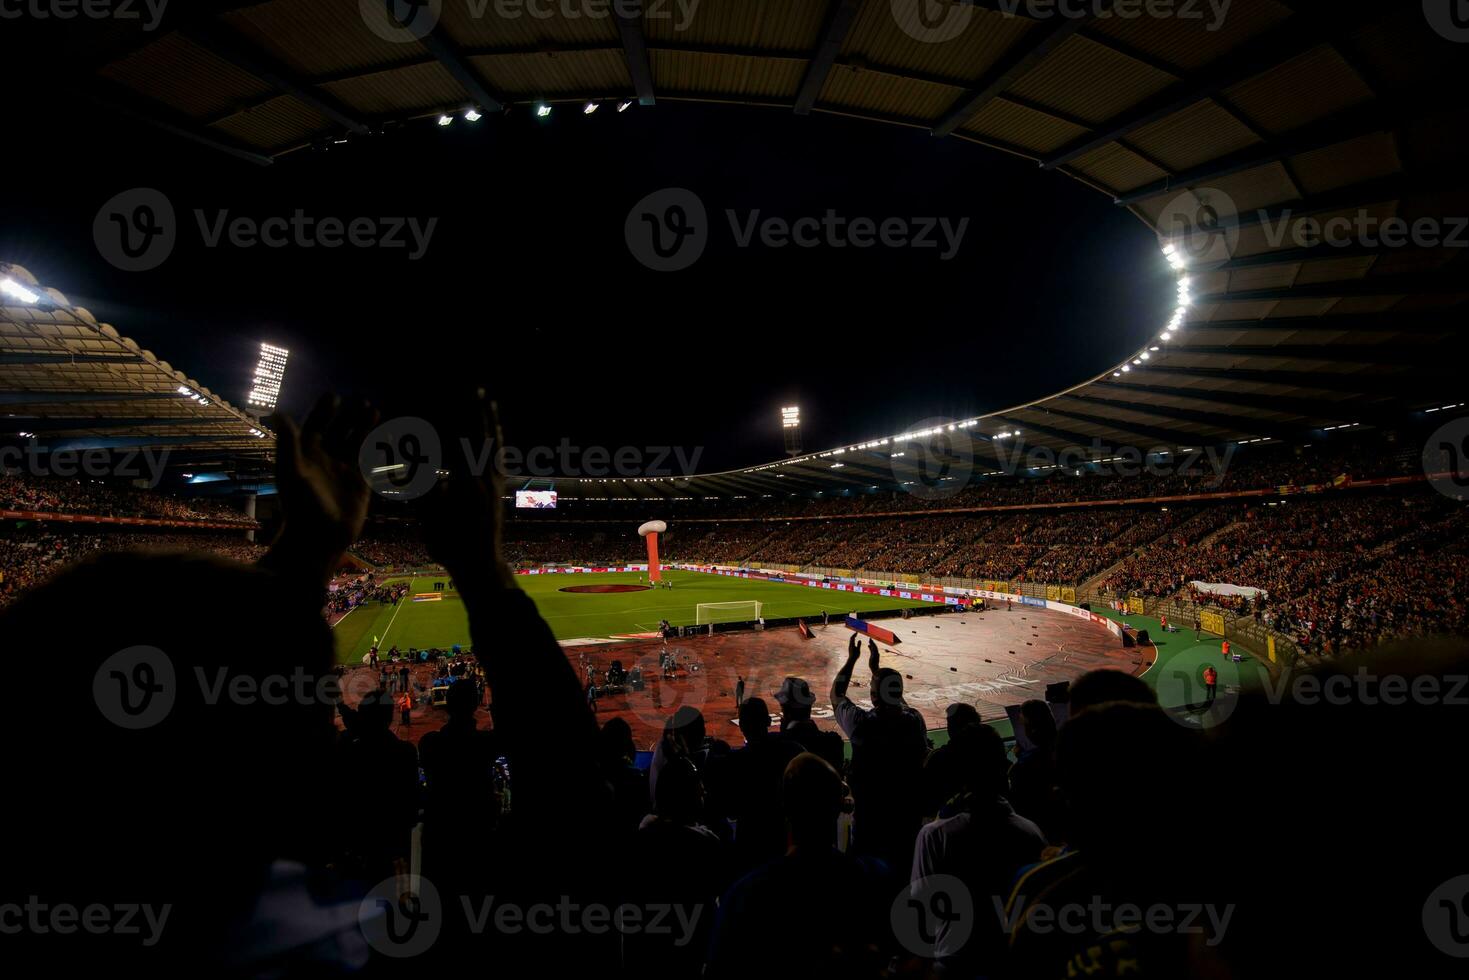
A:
[695,600,763,626]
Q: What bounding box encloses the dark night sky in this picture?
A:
[2,70,1174,473]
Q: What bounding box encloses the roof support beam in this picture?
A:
[1058,393,1278,439]
[0,417,252,432]
[179,22,370,134]
[795,0,862,115]
[613,1,656,106]
[1194,267,1468,303]
[1114,100,1394,206]
[1019,406,1216,447]
[0,353,140,365]
[1163,343,1449,367]
[1093,379,1381,421]
[1179,314,1458,335]
[82,82,274,166]
[0,391,178,405]
[384,2,504,113]
[1043,17,1324,170]
[1129,364,1425,396]
[932,8,1101,138]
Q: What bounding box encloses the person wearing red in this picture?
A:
[1203,665,1218,703]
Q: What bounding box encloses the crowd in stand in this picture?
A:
[4,395,1464,977]
[4,433,1465,653]
[0,527,264,607]
[0,472,250,523]
[1103,495,1469,652]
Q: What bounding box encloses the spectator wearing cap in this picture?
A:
[775,675,844,773]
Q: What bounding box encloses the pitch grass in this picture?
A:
[332,569,933,664]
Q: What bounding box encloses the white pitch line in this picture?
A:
[376,593,410,650]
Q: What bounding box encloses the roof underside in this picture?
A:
[22,0,1469,494]
[0,264,275,461]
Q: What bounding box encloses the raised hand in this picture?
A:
[263,394,376,585]
[867,637,880,673]
[418,389,515,595]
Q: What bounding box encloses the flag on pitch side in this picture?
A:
[797,619,812,640]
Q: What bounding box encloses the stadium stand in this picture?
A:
[6,2,1469,974]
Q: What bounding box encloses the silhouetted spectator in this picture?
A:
[707,754,891,978]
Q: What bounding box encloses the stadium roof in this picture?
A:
[35,1,1469,497]
[0,262,276,460]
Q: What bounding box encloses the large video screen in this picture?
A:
[515,490,558,510]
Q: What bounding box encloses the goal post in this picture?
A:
[695,600,763,626]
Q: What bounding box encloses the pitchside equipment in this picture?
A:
[696,601,763,626]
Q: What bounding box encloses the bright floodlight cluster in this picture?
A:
[1113,243,1191,378]
[246,342,289,412]
[0,276,40,304]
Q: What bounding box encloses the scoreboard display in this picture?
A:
[515,490,558,509]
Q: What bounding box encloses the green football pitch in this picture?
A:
[331,569,933,664]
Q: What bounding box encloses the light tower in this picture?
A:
[246,342,289,415]
[638,520,667,583]
[781,405,801,456]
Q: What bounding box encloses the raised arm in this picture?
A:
[260,394,377,590]
[419,391,606,822]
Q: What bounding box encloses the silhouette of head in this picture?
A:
[872,666,905,709]
[1068,669,1157,715]
[653,756,704,825]
[945,701,981,735]
[666,704,707,751]
[783,752,846,849]
[739,696,772,741]
[357,689,395,732]
[445,677,479,721]
[775,676,815,725]
[1019,698,1057,748]
[950,723,1010,798]
[0,550,335,967]
[600,716,636,764]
